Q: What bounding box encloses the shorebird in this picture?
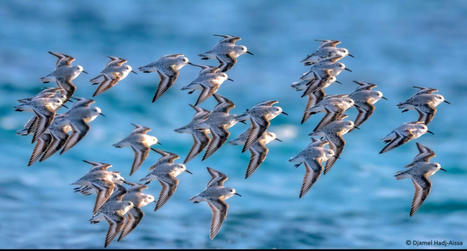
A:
[59,98,104,154]
[242,100,286,152]
[40,51,87,100]
[198,94,248,160]
[117,183,154,241]
[90,56,137,97]
[190,167,241,240]
[14,95,65,143]
[301,39,353,66]
[113,123,160,175]
[303,94,354,130]
[139,148,192,211]
[229,129,281,179]
[397,86,449,125]
[300,60,351,80]
[348,80,386,130]
[395,162,445,216]
[138,54,190,102]
[181,62,232,105]
[174,104,211,163]
[309,114,355,174]
[289,138,335,197]
[379,121,432,154]
[72,160,128,214]
[89,184,134,248]
[199,34,253,72]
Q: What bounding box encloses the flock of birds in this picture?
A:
[13,35,449,247]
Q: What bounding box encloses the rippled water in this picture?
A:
[1,0,467,248]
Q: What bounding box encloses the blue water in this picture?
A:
[1,0,467,248]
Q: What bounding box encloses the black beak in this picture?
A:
[235,193,242,197]
[440,168,447,172]
[246,51,254,55]
[82,70,88,74]
[344,68,352,72]
[228,78,234,82]
[99,113,106,117]
[156,142,162,145]
[427,130,434,135]
[185,169,193,174]
[382,96,388,100]
[281,111,288,115]
[62,104,69,109]
[275,138,283,142]
[348,54,354,58]
[354,126,360,130]
[131,70,138,74]
[335,80,343,85]
[444,100,451,104]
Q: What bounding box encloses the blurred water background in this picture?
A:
[1,0,466,248]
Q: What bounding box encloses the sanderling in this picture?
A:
[15,95,65,143]
[229,129,281,179]
[310,114,355,174]
[198,94,248,160]
[90,56,137,97]
[174,104,211,163]
[72,160,127,214]
[379,121,432,154]
[301,40,353,66]
[303,94,354,130]
[138,54,189,103]
[397,86,449,125]
[117,183,154,241]
[89,184,134,248]
[348,80,386,130]
[242,100,286,152]
[139,148,192,211]
[199,34,253,72]
[190,167,241,240]
[181,62,232,106]
[289,138,335,198]
[59,98,104,154]
[27,114,72,166]
[395,161,445,216]
[113,123,160,175]
[300,60,351,80]
[405,142,436,168]
[41,52,87,100]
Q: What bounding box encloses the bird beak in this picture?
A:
[354,126,360,130]
[444,100,451,104]
[228,78,234,82]
[62,104,69,109]
[427,130,434,135]
[382,96,388,100]
[99,113,106,117]
[185,169,193,174]
[131,70,138,74]
[246,51,254,55]
[348,54,354,58]
[440,168,447,172]
[281,111,289,115]
[235,193,242,197]
[156,142,162,145]
[82,70,88,74]
[335,80,342,85]
[344,68,352,72]
[275,138,283,142]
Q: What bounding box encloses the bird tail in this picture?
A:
[89,74,104,84]
[189,194,203,203]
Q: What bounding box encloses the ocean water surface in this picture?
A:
[1,0,466,249]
